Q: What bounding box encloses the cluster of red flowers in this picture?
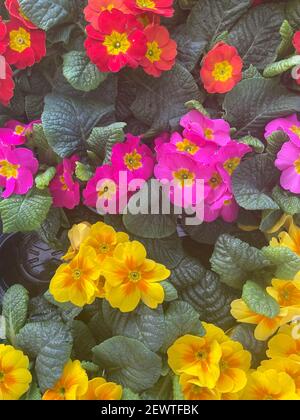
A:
[84,0,177,77]
[0,0,46,107]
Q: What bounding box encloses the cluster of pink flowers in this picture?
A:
[154,111,252,222]
[0,120,39,198]
[267,114,300,194]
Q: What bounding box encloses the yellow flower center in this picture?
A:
[176,139,200,155]
[224,199,232,206]
[19,7,30,21]
[280,289,290,303]
[290,125,300,138]
[102,3,114,11]
[223,157,241,175]
[14,125,25,135]
[146,41,162,63]
[59,387,66,397]
[72,269,82,280]
[0,160,20,179]
[204,128,214,140]
[212,60,233,82]
[103,31,131,56]
[124,150,142,171]
[59,175,69,191]
[98,180,117,199]
[99,243,110,254]
[129,271,141,282]
[196,351,207,361]
[173,168,195,187]
[209,172,222,189]
[9,27,31,53]
[220,359,228,371]
[294,158,300,175]
[136,0,156,8]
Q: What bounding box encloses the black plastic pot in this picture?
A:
[0,232,64,303]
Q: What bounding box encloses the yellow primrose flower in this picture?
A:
[267,324,300,362]
[179,373,221,400]
[270,218,300,256]
[0,345,32,400]
[259,358,300,395]
[42,360,88,400]
[167,335,222,389]
[241,369,300,400]
[102,241,170,312]
[79,378,122,400]
[201,322,230,345]
[231,299,292,341]
[63,222,91,261]
[216,340,251,394]
[83,222,129,263]
[267,279,300,316]
[49,245,102,307]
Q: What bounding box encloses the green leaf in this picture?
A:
[122,388,141,400]
[173,376,185,401]
[35,167,56,190]
[286,0,300,29]
[232,154,280,211]
[230,324,267,368]
[277,20,295,58]
[44,291,82,322]
[262,246,300,280]
[237,135,264,153]
[259,209,283,233]
[185,100,210,117]
[242,64,262,80]
[161,301,204,352]
[2,285,29,345]
[24,382,42,401]
[42,93,114,157]
[102,302,165,352]
[186,0,251,56]
[75,162,93,182]
[161,282,178,302]
[170,256,237,329]
[242,281,280,318]
[81,361,100,373]
[72,320,96,361]
[63,51,107,92]
[210,234,271,290]
[223,78,300,138]
[263,56,300,78]
[19,0,75,31]
[0,188,52,233]
[87,122,126,162]
[228,4,284,69]
[16,321,73,392]
[266,130,290,160]
[92,336,162,393]
[38,208,68,248]
[272,186,300,216]
[131,64,201,135]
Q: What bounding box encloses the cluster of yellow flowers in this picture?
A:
[231,217,300,341]
[167,322,251,400]
[168,322,300,400]
[50,222,171,311]
[42,360,122,400]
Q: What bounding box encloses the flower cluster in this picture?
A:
[42,360,122,400]
[50,221,170,310]
[83,134,155,213]
[84,1,177,76]
[154,110,252,223]
[168,323,252,400]
[266,114,300,194]
[0,0,46,106]
[0,119,39,198]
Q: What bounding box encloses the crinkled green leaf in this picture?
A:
[286,0,300,29]
[242,281,280,318]
[210,234,271,290]
[63,51,107,92]
[259,209,283,233]
[2,285,29,346]
[277,20,295,58]
[87,122,126,162]
[72,320,96,361]
[161,282,178,302]
[0,188,52,233]
[92,336,162,392]
[35,167,56,190]
[232,154,280,211]
[173,376,185,400]
[237,135,264,153]
[264,56,300,78]
[262,246,300,280]
[24,382,42,401]
[266,130,290,160]
[272,186,300,216]
[122,388,141,400]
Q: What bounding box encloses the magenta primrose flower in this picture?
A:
[180,110,231,146]
[204,191,239,223]
[0,119,40,146]
[0,144,38,198]
[111,134,155,181]
[265,114,300,146]
[275,141,300,194]
[49,155,80,209]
